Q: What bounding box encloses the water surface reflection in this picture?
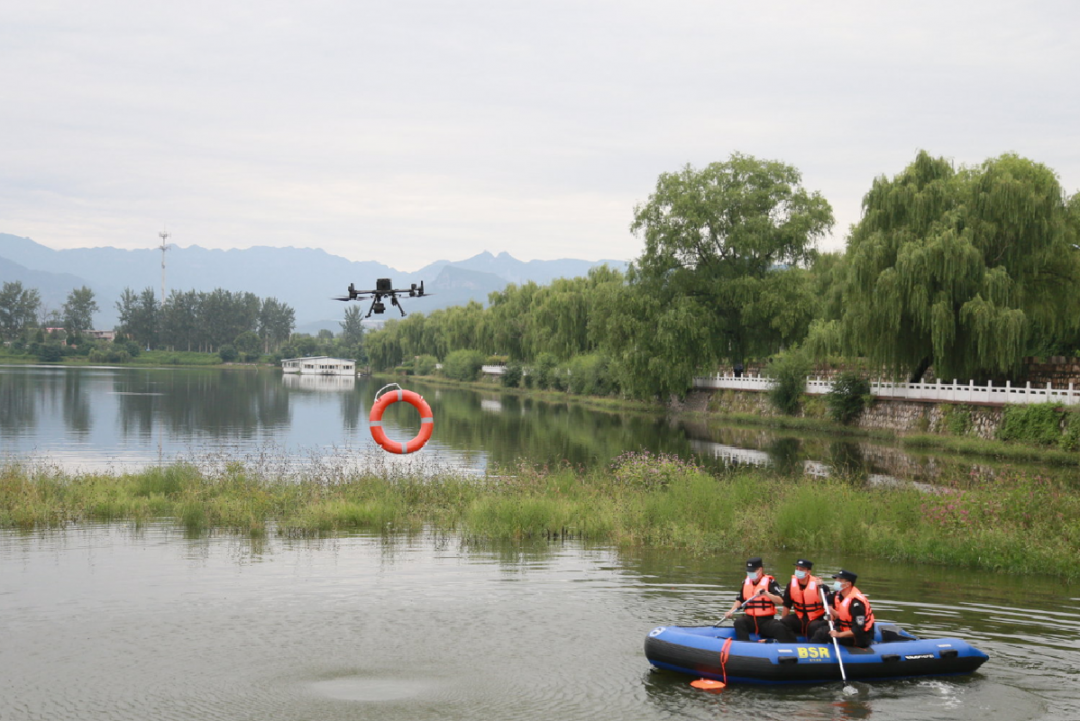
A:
[1,526,1074,720]
[0,365,1068,488]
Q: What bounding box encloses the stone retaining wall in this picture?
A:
[1022,357,1080,388]
[690,388,1023,439]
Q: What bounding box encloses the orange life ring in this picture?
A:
[369,388,434,454]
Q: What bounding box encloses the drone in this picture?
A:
[333,278,432,318]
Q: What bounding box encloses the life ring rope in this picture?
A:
[369,384,434,454]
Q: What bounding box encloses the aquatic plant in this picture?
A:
[3,452,1080,580]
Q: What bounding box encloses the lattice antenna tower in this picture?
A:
[158,227,172,303]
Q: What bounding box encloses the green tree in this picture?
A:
[339,305,364,343]
[840,151,1080,382]
[62,286,99,338]
[160,290,200,351]
[0,281,41,340]
[619,153,833,397]
[234,330,262,360]
[487,281,541,360]
[115,287,160,350]
[766,347,811,415]
[258,297,295,353]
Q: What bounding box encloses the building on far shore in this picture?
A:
[281,356,356,376]
[43,328,116,342]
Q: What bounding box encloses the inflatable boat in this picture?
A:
[645,623,988,685]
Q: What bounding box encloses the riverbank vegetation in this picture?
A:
[361,151,1080,399]
[4,454,1079,581]
[4,150,1078,400]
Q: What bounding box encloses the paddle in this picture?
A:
[713,591,762,626]
[820,587,857,694]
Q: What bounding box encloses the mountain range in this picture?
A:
[0,234,628,334]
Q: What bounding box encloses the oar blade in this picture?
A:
[690,678,726,691]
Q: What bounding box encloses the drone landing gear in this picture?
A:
[364,295,407,319]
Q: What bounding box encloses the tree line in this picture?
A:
[114,287,295,355]
[363,150,1080,399]
[0,282,306,362]
[0,283,98,340]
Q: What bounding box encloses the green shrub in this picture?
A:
[414,354,438,376]
[826,371,871,424]
[942,404,973,436]
[1060,411,1080,452]
[31,342,64,363]
[551,365,572,392]
[998,403,1062,446]
[609,450,701,490]
[767,349,811,415]
[88,346,132,364]
[219,345,238,363]
[442,349,485,382]
[501,362,523,388]
[567,354,616,396]
[533,352,558,390]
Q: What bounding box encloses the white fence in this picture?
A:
[692,373,1080,406]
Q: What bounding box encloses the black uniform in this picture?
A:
[810,594,874,648]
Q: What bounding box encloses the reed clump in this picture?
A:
[2,454,1079,580]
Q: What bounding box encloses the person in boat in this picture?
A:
[779,558,829,640]
[721,557,796,642]
[811,569,875,648]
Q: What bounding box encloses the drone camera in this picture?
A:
[372,301,386,314]
[376,278,392,292]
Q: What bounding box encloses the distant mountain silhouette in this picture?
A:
[0,233,627,333]
[0,255,116,323]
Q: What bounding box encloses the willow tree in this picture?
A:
[625,153,834,396]
[841,151,1080,382]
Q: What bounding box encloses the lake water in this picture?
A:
[2,524,1078,720]
[0,365,1055,484]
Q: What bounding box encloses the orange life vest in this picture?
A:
[788,575,825,620]
[741,574,777,617]
[833,587,875,632]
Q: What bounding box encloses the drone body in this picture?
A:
[334,278,431,318]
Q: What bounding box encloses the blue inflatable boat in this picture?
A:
[645,623,988,685]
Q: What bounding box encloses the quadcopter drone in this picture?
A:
[333,278,431,318]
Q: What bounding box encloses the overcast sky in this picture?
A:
[2,1,1077,271]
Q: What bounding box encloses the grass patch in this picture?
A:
[901,434,1080,466]
[3,456,1080,581]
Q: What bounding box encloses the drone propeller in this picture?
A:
[409,281,433,297]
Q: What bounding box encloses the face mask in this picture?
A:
[747,570,761,581]
[795,570,807,580]
[832,581,842,592]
